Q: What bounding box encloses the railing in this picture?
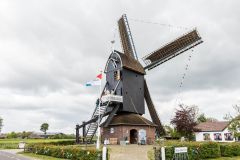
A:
[101,94,123,103]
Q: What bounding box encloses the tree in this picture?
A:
[6,132,18,139]
[0,117,3,133]
[164,125,181,138]
[197,113,218,123]
[40,123,49,138]
[197,113,207,123]
[171,104,198,140]
[224,104,240,137]
[21,131,32,139]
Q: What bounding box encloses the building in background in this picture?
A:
[194,121,235,142]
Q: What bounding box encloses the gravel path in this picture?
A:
[109,145,153,160]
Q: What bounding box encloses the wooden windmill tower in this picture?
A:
[76,14,203,144]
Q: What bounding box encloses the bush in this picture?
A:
[44,140,75,146]
[50,134,75,139]
[220,143,240,157]
[157,142,221,160]
[197,142,221,159]
[26,144,101,160]
[147,149,154,160]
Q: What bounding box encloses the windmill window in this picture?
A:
[114,70,121,80]
[110,128,114,134]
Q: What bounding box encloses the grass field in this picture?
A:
[0,139,74,144]
[0,139,74,149]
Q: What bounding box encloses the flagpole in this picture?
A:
[96,71,102,150]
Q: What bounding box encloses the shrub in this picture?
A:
[25,144,101,160]
[197,142,221,158]
[50,134,75,139]
[44,140,75,146]
[220,143,240,157]
[147,149,154,160]
[157,142,221,160]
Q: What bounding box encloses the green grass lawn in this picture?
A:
[19,152,66,160]
[0,139,73,144]
[209,157,240,160]
[0,139,74,149]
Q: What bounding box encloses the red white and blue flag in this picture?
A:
[85,73,102,86]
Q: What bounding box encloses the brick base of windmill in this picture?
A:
[101,113,156,145]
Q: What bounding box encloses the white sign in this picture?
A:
[174,147,188,153]
[18,142,26,149]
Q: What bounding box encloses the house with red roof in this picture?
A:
[194,121,235,142]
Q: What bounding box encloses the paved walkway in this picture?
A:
[0,149,31,160]
[109,145,153,160]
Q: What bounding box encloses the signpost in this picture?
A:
[174,147,188,160]
[175,147,188,153]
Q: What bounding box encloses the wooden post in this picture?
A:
[82,121,86,143]
[76,124,80,144]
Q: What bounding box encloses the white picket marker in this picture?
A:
[161,147,166,160]
[102,145,107,160]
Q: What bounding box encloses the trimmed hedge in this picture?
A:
[220,143,240,157]
[155,142,240,159]
[26,144,101,160]
[156,142,221,160]
[42,140,75,146]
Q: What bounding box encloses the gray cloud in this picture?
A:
[0,0,240,133]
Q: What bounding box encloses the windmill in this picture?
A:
[75,14,203,144]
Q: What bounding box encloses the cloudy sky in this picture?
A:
[0,0,240,133]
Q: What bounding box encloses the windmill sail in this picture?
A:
[118,14,138,60]
[143,29,203,70]
[144,80,165,136]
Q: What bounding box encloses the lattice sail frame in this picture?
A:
[143,29,203,70]
[118,14,138,60]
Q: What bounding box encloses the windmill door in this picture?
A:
[138,129,146,145]
[130,129,138,144]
